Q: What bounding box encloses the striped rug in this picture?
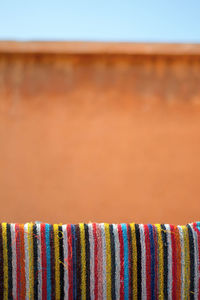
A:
[0,222,199,299]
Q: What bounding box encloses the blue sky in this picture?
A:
[0,0,200,42]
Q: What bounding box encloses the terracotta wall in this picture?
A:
[0,42,200,224]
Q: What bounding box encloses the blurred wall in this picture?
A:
[0,42,200,224]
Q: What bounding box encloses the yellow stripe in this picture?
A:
[28,223,34,299]
[80,223,86,300]
[182,225,190,299]
[104,223,111,299]
[130,223,137,300]
[155,224,164,300]
[54,224,60,300]
[2,223,8,300]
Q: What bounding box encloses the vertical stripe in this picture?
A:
[144,225,151,300]
[105,223,111,300]
[161,224,168,300]
[2,223,8,300]
[67,225,73,299]
[192,223,199,299]
[11,224,17,300]
[7,223,13,299]
[58,225,64,300]
[0,224,4,299]
[84,224,90,300]
[80,223,86,300]
[75,225,81,300]
[88,224,95,300]
[50,225,55,300]
[130,224,137,300]
[140,224,147,300]
[46,224,52,300]
[193,223,200,300]
[96,224,103,299]
[122,224,129,300]
[127,225,133,300]
[188,224,199,299]
[101,223,107,300]
[62,225,68,300]
[113,224,120,300]
[24,223,29,300]
[148,224,156,300]
[182,225,190,299]
[36,224,42,300]
[135,224,141,300]
[155,224,164,300]
[54,224,60,300]
[109,224,116,300]
[188,224,195,299]
[175,226,181,299]
[33,224,38,299]
[28,223,34,300]
[178,226,185,300]
[118,224,124,299]
[165,224,172,300]
[92,223,98,299]
[71,225,77,300]
[41,223,47,300]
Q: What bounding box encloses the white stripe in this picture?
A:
[62,225,69,300]
[36,223,42,300]
[165,224,172,300]
[88,224,95,300]
[101,223,107,300]
[113,224,120,299]
[178,226,185,300]
[24,224,29,300]
[140,224,147,300]
[190,223,199,300]
[11,224,17,299]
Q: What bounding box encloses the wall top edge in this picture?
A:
[0,41,200,56]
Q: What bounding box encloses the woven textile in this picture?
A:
[0,223,200,299]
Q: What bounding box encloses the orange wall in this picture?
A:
[0,44,200,224]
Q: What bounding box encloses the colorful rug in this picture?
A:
[0,222,199,299]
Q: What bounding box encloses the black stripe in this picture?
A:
[7,224,13,299]
[187,224,195,299]
[84,224,90,300]
[127,224,133,300]
[0,224,3,300]
[75,225,82,300]
[161,224,168,299]
[135,224,141,300]
[109,224,116,300]
[50,225,55,300]
[58,225,64,300]
[33,224,38,299]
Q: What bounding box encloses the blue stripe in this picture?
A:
[45,223,51,299]
[196,222,200,232]
[71,224,77,299]
[122,223,129,300]
[148,224,155,300]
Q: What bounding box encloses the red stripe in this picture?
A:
[67,224,73,299]
[41,224,47,299]
[118,224,124,300]
[92,223,98,300]
[170,225,177,300]
[193,222,200,300]
[144,225,151,300]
